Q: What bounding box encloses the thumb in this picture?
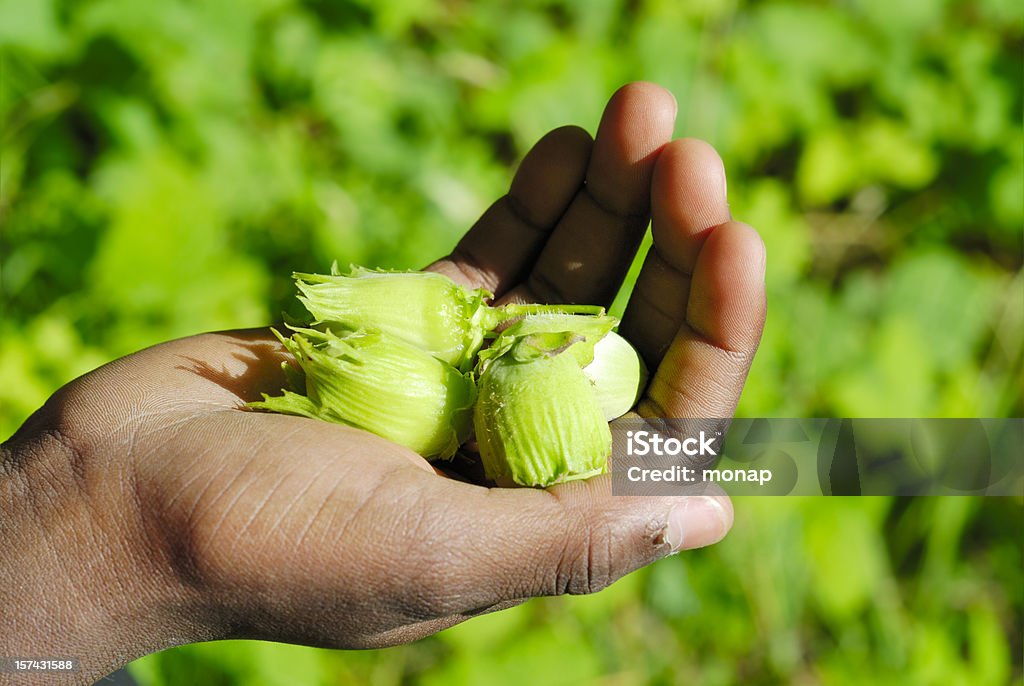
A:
[457,476,733,600]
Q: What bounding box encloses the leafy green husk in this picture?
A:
[257,267,646,483]
[292,266,608,372]
[479,311,618,367]
[249,326,475,460]
[294,266,493,372]
[475,344,612,487]
[474,313,618,487]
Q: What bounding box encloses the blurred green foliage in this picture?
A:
[1,0,1021,684]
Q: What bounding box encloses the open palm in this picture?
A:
[2,82,765,680]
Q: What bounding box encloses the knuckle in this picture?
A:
[562,524,615,595]
[551,501,616,596]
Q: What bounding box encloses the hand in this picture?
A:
[0,82,765,683]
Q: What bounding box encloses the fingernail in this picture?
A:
[665,497,729,552]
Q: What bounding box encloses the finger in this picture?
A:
[458,477,733,602]
[427,125,593,297]
[351,473,731,618]
[638,221,766,419]
[505,81,677,306]
[620,138,730,368]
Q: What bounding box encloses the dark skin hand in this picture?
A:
[0,82,766,684]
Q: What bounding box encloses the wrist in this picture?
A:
[1,426,206,683]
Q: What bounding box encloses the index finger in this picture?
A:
[504,82,677,306]
[427,125,593,297]
[406,473,733,608]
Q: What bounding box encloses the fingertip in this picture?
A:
[587,83,678,216]
[665,495,734,552]
[508,125,594,227]
[609,81,679,123]
[650,138,730,273]
[734,221,767,282]
[516,124,594,175]
[706,220,767,283]
[542,124,595,152]
[689,220,768,353]
[712,494,735,533]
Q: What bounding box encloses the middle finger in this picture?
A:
[501,82,677,306]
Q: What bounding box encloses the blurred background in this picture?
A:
[1,0,1021,684]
